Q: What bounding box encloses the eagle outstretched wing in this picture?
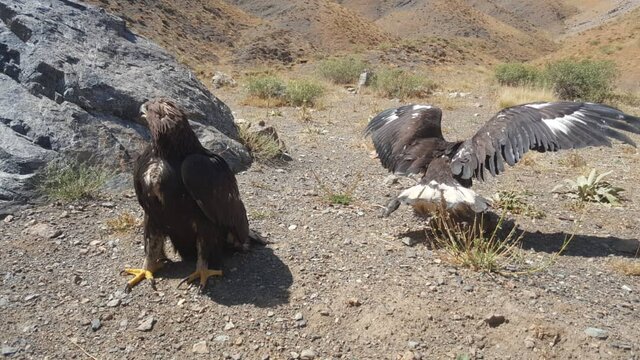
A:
[450,102,640,180]
[181,153,249,248]
[364,104,446,174]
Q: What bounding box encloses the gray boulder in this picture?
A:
[0,0,251,215]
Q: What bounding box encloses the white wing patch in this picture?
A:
[397,181,488,213]
[412,105,432,110]
[526,103,552,109]
[384,113,399,124]
[542,112,587,135]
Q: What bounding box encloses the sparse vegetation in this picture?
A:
[553,169,624,204]
[496,86,557,109]
[559,152,587,168]
[37,161,109,201]
[317,56,367,84]
[492,191,545,219]
[544,59,617,102]
[237,124,288,162]
[611,259,640,276]
[428,210,522,272]
[312,170,361,206]
[245,74,287,105]
[494,62,541,86]
[106,211,142,234]
[285,79,325,107]
[371,68,436,99]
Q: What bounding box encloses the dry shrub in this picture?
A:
[611,259,640,276]
[496,86,557,109]
[106,211,142,234]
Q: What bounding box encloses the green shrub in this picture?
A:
[37,161,109,201]
[371,68,436,99]
[317,56,367,84]
[285,79,325,106]
[543,59,617,102]
[246,75,286,99]
[494,63,541,86]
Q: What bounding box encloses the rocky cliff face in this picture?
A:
[0,0,251,215]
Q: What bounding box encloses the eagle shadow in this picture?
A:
[158,246,293,307]
[399,221,639,259]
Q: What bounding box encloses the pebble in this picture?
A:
[405,249,416,258]
[319,310,330,316]
[267,311,275,317]
[401,237,417,246]
[1,345,18,356]
[106,299,121,307]
[347,298,361,307]
[288,224,297,231]
[584,327,608,339]
[407,341,419,349]
[224,321,235,331]
[522,290,538,299]
[192,341,209,354]
[215,335,230,342]
[524,337,535,349]
[463,285,474,292]
[290,352,300,359]
[25,223,62,239]
[294,312,304,321]
[300,349,316,359]
[137,316,155,331]
[3,215,14,223]
[484,314,506,328]
[91,319,101,331]
[621,285,632,292]
[24,294,39,301]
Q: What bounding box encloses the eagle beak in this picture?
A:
[137,103,148,125]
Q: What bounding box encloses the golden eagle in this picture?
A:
[123,98,262,292]
[365,102,640,221]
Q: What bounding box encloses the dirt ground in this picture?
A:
[1,79,639,359]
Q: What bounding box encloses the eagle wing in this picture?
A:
[450,102,640,180]
[181,153,249,247]
[364,104,444,174]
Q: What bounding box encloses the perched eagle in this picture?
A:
[365,102,640,221]
[124,98,261,292]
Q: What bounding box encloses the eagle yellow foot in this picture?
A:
[178,269,223,292]
[122,268,155,293]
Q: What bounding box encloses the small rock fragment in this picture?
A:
[585,327,608,339]
[106,299,121,308]
[621,285,632,292]
[224,321,235,331]
[288,224,297,231]
[91,319,101,331]
[293,312,303,320]
[300,349,316,359]
[26,223,62,239]
[484,314,506,328]
[524,337,535,349]
[137,316,155,331]
[1,345,18,356]
[215,335,229,342]
[401,237,416,246]
[347,298,361,307]
[192,341,209,354]
[407,341,419,349]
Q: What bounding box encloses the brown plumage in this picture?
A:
[123,98,258,292]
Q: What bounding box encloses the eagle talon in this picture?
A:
[123,268,155,293]
[177,269,223,291]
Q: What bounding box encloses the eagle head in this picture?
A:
[139,98,201,155]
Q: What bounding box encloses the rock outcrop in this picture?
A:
[0,0,251,215]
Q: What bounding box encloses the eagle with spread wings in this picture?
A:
[123,98,263,292]
[365,102,640,221]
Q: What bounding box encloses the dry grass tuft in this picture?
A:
[496,86,557,109]
[611,259,640,276]
[312,170,361,206]
[559,152,587,168]
[237,124,288,162]
[106,211,142,234]
[492,191,545,219]
[428,210,523,272]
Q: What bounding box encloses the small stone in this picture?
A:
[293,312,304,320]
[24,294,39,301]
[100,202,116,208]
[1,345,18,356]
[300,349,316,359]
[296,319,307,328]
[463,285,474,292]
[319,310,330,316]
[621,285,632,292]
[405,249,416,258]
[26,223,62,239]
[383,174,399,186]
[235,337,244,345]
[177,299,186,307]
[192,341,209,354]
[347,298,361,307]
[215,335,230,342]
[3,215,14,223]
[288,224,297,231]
[484,314,506,328]
[400,350,417,360]
[137,316,155,331]
[290,352,300,359]
[267,311,275,317]
[231,354,242,360]
[91,318,101,331]
[401,237,417,246]
[522,290,538,299]
[106,299,121,307]
[407,341,419,349]
[224,321,235,331]
[585,327,608,339]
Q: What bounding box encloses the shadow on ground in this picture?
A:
[158,246,292,307]
[398,227,639,258]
